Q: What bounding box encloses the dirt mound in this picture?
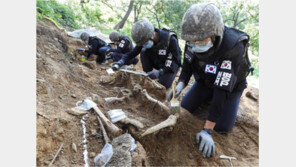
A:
[36,18,259,166]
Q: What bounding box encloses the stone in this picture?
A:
[72,143,77,153]
[82,61,97,70]
[89,152,96,158]
[71,94,77,98]
[56,127,64,135]
[188,153,194,159]
[90,129,97,136]
[131,142,149,166]
[66,107,88,116]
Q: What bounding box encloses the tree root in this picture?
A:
[48,143,63,167]
[140,113,179,137]
[104,96,126,107]
[93,106,122,136]
[97,116,110,143]
[120,117,145,129]
[142,89,170,114]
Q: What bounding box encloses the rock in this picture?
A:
[66,107,88,116]
[131,141,150,167]
[71,94,77,98]
[89,152,96,158]
[44,160,51,165]
[56,127,64,135]
[82,61,97,70]
[72,143,77,153]
[58,95,63,99]
[106,134,142,167]
[188,153,194,159]
[90,129,97,136]
[39,129,47,137]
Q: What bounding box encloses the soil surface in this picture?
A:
[36,18,259,166]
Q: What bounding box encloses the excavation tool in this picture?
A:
[119,68,148,76]
[220,155,236,167]
[169,82,180,114]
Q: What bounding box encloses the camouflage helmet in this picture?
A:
[181,3,224,43]
[131,20,155,46]
[80,32,90,41]
[109,31,120,42]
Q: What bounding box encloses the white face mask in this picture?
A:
[188,40,213,53]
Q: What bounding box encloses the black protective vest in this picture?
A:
[184,26,249,91]
[120,35,133,53]
[144,28,179,69]
[89,36,107,49]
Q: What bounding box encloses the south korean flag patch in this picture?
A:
[205,64,217,74]
[220,60,232,70]
[159,49,166,55]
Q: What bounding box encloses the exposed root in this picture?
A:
[150,79,163,89]
[48,143,64,167]
[140,113,179,137]
[104,96,126,107]
[93,106,122,136]
[97,116,110,143]
[120,117,145,129]
[142,89,170,114]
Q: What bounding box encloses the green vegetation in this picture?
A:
[36,0,259,77]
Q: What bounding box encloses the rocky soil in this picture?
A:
[36,18,259,166]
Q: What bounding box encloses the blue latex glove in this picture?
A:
[111,60,124,71]
[196,129,215,158]
[167,84,184,101]
[147,70,160,79]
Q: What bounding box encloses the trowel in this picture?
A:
[169,82,180,114]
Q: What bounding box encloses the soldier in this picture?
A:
[167,3,253,157]
[100,31,138,65]
[111,20,182,89]
[78,32,108,64]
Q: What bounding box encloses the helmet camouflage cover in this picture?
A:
[181,3,224,42]
[80,32,90,41]
[109,31,120,42]
[131,20,155,46]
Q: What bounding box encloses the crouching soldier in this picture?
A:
[112,20,182,89]
[167,3,254,158]
[100,31,138,65]
[78,32,108,64]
